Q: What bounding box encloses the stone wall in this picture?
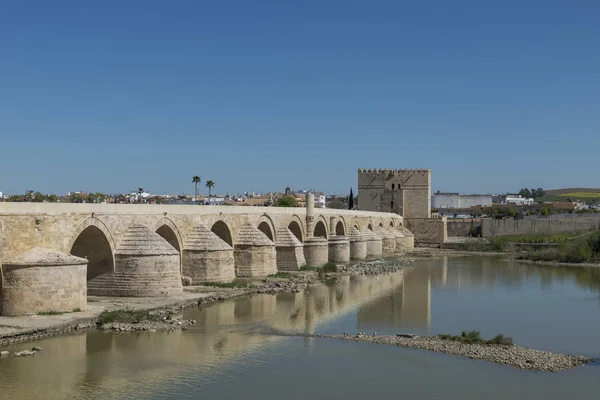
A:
[446,219,482,237]
[482,219,600,237]
[357,169,431,218]
[405,217,447,246]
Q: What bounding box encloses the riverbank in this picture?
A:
[0,251,427,347]
[302,333,592,372]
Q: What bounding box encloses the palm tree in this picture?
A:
[192,176,201,202]
[205,180,215,199]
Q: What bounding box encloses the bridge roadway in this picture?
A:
[0,203,412,314]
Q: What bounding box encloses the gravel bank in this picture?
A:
[310,333,591,372]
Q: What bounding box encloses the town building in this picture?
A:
[493,195,535,206]
[431,192,492,209]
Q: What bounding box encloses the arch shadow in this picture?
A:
[314,220,328,238]
[211,220,234,247]
[335,221,345,236]
[288,220,304,243]
[70,220,115,281]
[155,218,183,252]
[257,214,276,242]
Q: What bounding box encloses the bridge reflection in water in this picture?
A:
[0,269,420,399]
[7,256,598,399]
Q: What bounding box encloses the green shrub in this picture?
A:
[37,310,64,316]
[268,272,294,278]
[98,309,162,324]
[201,278,249,288]
[300,265,317,271]
[320,262,338,273]
[438,331,511,345]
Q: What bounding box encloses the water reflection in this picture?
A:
[0,271,410,399]
[2,257,600,399]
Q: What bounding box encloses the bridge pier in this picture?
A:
[182,225,235,284]
[396,226,415,249]
[328,217,350,263]
[390,226,415,250]
[348,227,367,260]
[1,248,88,316]
[234,224,277,278]
[303,237,328,267]
[275,227,306,271]
[362,229,383,258]
[374,225,396,255]
[89,224,183,297]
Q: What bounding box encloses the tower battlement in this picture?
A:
[357,168,431,219]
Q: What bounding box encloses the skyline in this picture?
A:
[1,1,599,196]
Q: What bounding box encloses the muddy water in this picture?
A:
[1,257,600,399]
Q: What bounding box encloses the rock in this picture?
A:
[181,276,193,286]
[14,350,35,357]
[0,351,10,358]
[32,346,42,352]
[396,333,416,338]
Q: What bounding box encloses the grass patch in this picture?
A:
[438,330,513,345]
[200,278,249,288]
[71,308,82,313]
[300,263,338,275]
[517,230,600,263]
[320,262,338,273]
[98,309,159,324]
[97,309,163,324]
[457,237,511,252]
[37,310,64,316]
[268,272,294,278]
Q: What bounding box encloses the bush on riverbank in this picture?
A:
[517,230,600,263]
[299,263,338,274]
[321,262,338,273]
[438,330,513,345]
[200,279,249,288]
[457,237,511,252]
[98,309,163,325]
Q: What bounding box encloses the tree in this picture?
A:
[541,207,551,216]
[205,180,215,198]
[275,196,298,207]
[192,176,201,201]
[519,188,532,198]
[348,188,354,210]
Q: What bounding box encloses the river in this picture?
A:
[1,256,600,399]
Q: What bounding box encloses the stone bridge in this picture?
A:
[0,199,414,315]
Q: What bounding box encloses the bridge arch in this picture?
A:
[211,220,233,247]
[335,220,346,236]
[314,219,328,238]
[288,220,304,243]
[154,217,183,252]
[69,217,116,281]
[257,214,276,242]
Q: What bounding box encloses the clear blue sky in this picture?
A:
[1,1,599,196]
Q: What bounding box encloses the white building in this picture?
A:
[493,195,534,206]
[431,192,492,209]
[204,197,225,205]
[316,195,326,208]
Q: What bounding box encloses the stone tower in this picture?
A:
[357,169,431,218]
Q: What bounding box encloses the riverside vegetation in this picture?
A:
[458,230,600,264]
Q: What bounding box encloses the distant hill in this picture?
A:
[546,188,600,196]
[538,188,600,202]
